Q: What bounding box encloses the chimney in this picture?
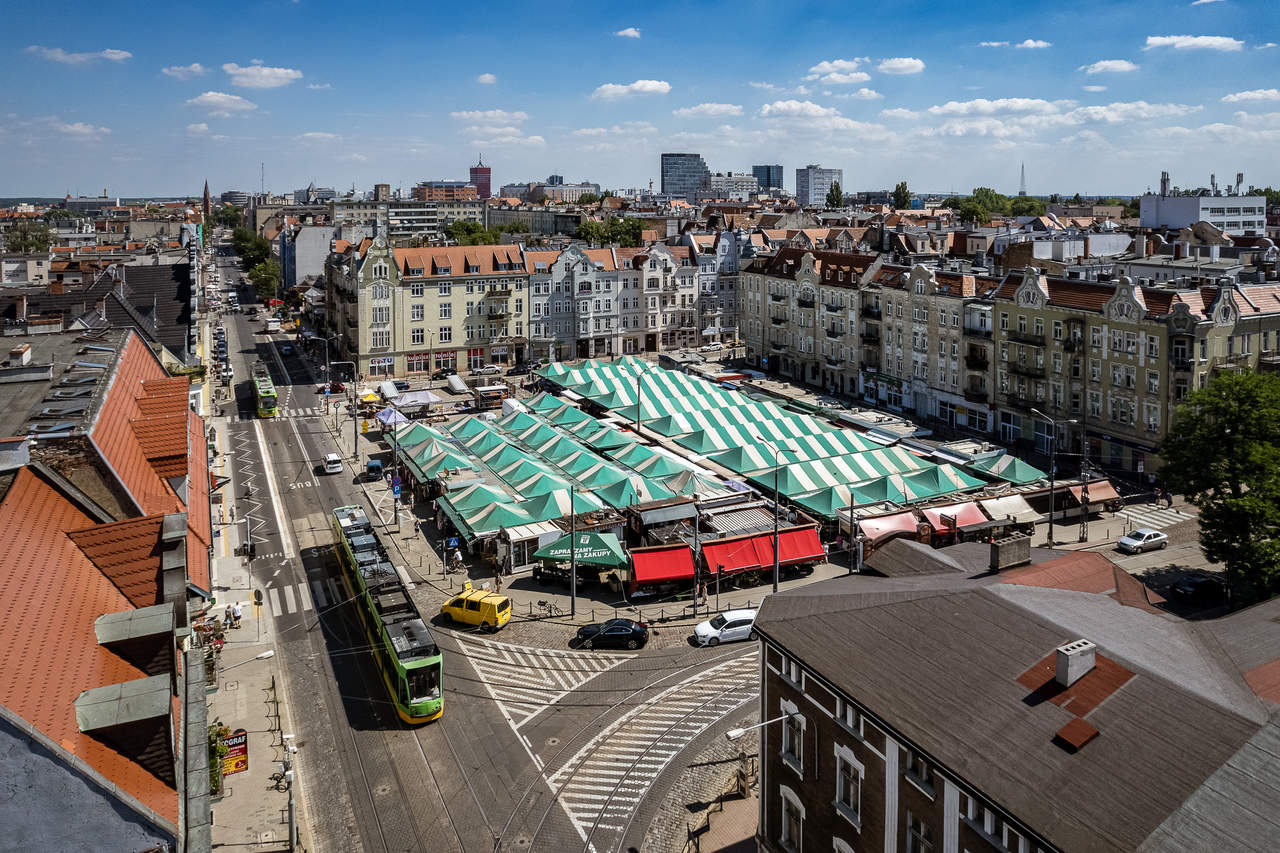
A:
[1173,242,1183,261]
[1083,236,1091,259]
[1055,639,1097,687]
[50,280,64,295]
[989,532,1031,571]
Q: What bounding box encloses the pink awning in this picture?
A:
[857,510,921,545]
[920,502,988,532]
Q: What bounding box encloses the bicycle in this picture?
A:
[269,759,292,792]
[536,599,564,617]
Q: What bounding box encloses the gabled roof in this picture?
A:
[66,515,165,608]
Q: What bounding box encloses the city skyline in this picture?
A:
[2,0,1279,196]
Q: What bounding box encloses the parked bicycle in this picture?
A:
[536,599,565,618]
[269,759,292,792]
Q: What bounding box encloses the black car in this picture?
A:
[506,363,532,376]
[1169,574,1227,606]
[393,379,411,392]
[432,367,457,380]
[574,618,648,650]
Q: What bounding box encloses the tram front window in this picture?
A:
[408,665,440,703]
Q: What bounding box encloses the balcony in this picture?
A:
[826,327,842,339]
[825,358,844,369]
[771,316,787,326]
[486,310,511,320]
[825,303,841,313]
[662,281,679,292]
[1010,361,1046,378]
[964,387,989,404]
[964,353,989,370]
[484,287,512,298]
[963,326,992,339]
[1063,337,1082,353]
[1009,329,1046,347]
[797,297,815,309]
[769,293,786,303]
[1170,356,1193,372]
[861,306,882,319]
[860,330,881,344]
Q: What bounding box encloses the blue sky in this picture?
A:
[2,0,1278,198]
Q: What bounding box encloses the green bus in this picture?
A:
[252,362,278,417]
[331,505,443,723]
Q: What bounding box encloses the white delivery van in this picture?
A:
[265,318,281,333]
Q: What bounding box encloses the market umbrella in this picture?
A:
[533,531,628,567]
[375,406,409,427]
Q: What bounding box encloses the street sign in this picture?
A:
[222,728,248,776]
[447,536,460,549]
[761,356,769,366]
[393,475,402,487]
[392,485,401,497]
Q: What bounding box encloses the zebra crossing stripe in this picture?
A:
[268,586,282,616]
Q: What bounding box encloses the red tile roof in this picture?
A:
[185,410,211,594]
[0,468,178,824]
[395,244,524,277]
[66,515,165,608]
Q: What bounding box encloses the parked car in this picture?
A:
[699,342,724,352]
[392,379,411,393]
[472,364,502,376]
[1168,573,1226,606]
[321,453,343,475]
[316,381,345,394]
[506,363,532,376]
[431,367,457,380]
[1116,527,1168,554]
[574,618,648,650]
[693,609,758,647]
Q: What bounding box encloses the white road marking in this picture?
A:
[254,419,297,560]
[268,586,282,617]
[283,584,296,613]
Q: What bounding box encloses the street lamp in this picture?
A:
[752,433,784,594]
[727,712,793,742]
[330,360,358,461]
[1030,408,1077,546]
[222,649,274,672]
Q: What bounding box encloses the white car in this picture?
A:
[472,364,502,376]
[699,342,724,352]
[1117,527,1168,554]
[322,453,343,475]
[693,608,758,646]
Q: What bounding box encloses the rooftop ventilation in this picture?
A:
[1055,639,1097,688]
[58,374,98,386]
[52,388,93,399]
[989,532,1031,571]
[71,361,108,370]
[27,421,77,434]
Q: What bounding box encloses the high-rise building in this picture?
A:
[700,173,759,200]
[752,164,784,193]
[411,181,479,202]
[470,157,492,200]
[661,153,711,201]
[373,183,391,202]
[795,164,843,206]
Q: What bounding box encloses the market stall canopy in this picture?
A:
[700,527,825,575]
[533,531,628,567]
[630,544,695,585]
[966,453,1047,485]
[594,475,675,508]
[1069,479,1121,504]
[375,406,410,426]
[975,494,1040,525]
[520,488,604,522]
[920,502,989,532]
[395,389,443,409]
[857,510,921,545]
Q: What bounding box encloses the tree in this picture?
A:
[605,216,644,247]
[214,205,242,227]
[3,221,55,253]
[445,220,500,245]
[1009,196,1046,217]
[971,186,1011,216]
[957,199,989,225]
[44,208,82,221]
[247,259,282,303]
[1160,370,1280,597]
[825,181,843,209]
[1070,192,1083,205]
[576,193,600,205]
[1048,193,1062,205]
[575,221,607,244]
[892,181,911,210]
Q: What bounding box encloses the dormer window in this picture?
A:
[468,264,480,274]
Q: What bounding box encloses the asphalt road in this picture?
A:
[210,245,759,853]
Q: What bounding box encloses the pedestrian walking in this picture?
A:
[493,571,503,593]
[231,601,243,629]
[1165,490,1174,508]
[699,580,708,607]
[223,605,234,629]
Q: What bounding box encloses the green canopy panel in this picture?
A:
[630,453,690,479]
[520,488,605,522]
[525,391,566,412]
[410,450,476,481]
[594,476,675,508]
[576,462,631,489]
[966,454,1047,485]
[463,501,534,532]
[533,531,628,567]
[443,483,515,513]
[583,426,640,450]
[448,417,496,440]
[609,442,656,467]
[511,471,574,496]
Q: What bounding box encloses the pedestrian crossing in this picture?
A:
[455,637,632,729]
[258,576,353,617]
[548,651,759,847]
[1116,503,1195,531]
[231,407,327,422]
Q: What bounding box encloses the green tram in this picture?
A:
[252,362,278,417]
[331,505,443,723]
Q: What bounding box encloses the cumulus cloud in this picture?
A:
[880,107,919,119]
[341,153,368,162]
[185,91,258,117]
[1144,35,1243,51]
[470,131,545,147]
[306,83,332,90]
[830,88,883,100]
[298,131,338,140]
[760,100,840,119]
[924,117,1030,139]
[1079,59,1140,73]
[928,98,1069,116]
[572,121,657,136]
[816,71,872,84]
[672,102,743,118]
[748,81,782,91]
[804,60,871,84]
[186,122,209,135]
[1083,85,1108,92]
[877,57,925,74]
[758,99,890,138]
[222,61,303,88]
[476,73,496,84]
[1016,39,1052,49]
[979,41,1009,47]
[1190,0,1225,4]
[162,62,207,79]
[451,108,529,123]
[591,79,670,99]
[55,121,110,136]
[1221,88,1280,102]
[615,27,641,38]
[1258,43,1278,49]
[808,59,864,74]
[26,45,131,64]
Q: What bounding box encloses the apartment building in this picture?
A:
[616,244,700,352]
[795,164,842,207]
[526,245,621,361]
[752,540,1280,853]
[331,198,483,245]
[411,181,478,202]
[661,153,711,202]
[1140,192,1267,236]
[753,164,784,193]
[683,229,755,345]
[324,237,528,377]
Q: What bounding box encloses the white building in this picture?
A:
[698,173,759,201]
[795,164,843,207]
[1140,193,1266,236]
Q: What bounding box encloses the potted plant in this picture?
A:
[208,722,231,798]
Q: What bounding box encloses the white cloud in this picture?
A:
[591,79,670,100]
[815,71,872,85]
[1144,35,1244,51]
[808,59,864,74]
[186,122,209,135]
[450,108,529,123]
[222,61,303,88]
[298,131,338,140]
[476,72,496,84]
[804,60,871,83]
[1015,39,1052,49]
[924,117,1029,139]
[928,98,1069,116]
[1258,43,1278,49]
[1191,0,1225,4]
[1062,101,1199,123]
[26,45,132,64]
[1232,110,1280,125]
[470,132,545,147]
[185,91,258,117]
[572,122,657,136]
[162,62,207,80]
[979,41,1009,47]
[1221,88,1280,102]
[55,121,110,136]
[306,83,332,90]
[615,27,641,38]
[341,153,368,162]
[880,107,919,119]
[672,102,743,118]
[1079,59,1140,73]
[758,100,890,138]
[465,125,523,135]
[877,57,926,75]
[1083,85,1108,92]
[748,81,782,91]
[760,100,840,119]
[831,88,883,100]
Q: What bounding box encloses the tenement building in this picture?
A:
[752,539,1280,853]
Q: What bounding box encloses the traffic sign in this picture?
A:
[393,475,402,487]
[447,536,460,549]
[392,485,401,497]
[761,356,769,366]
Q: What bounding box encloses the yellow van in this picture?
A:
[441,582,511,632]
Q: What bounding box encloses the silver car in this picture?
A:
[1117,527,1168,554]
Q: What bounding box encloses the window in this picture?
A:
[1147,371,1160,395]
[1146,336,1160,358]
[779,786,804,852]
[438,283,451,296]
[904,749,934,794]
[439,304,452,319]
[999,312,1009,330]
[906,811,934,853]
[1052,320,1063,341]
[439,327,453,343]
[411,328,424,345]
[835,697,861,733]
[1034,318,1044,336]
[1090,326,1102,348]
[781,707,803,773]
[411,304,425,321]
[410,282,424,297]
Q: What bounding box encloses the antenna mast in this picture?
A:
[260,162,265,196]
[1018,163,1027,197]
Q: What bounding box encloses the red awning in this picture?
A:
[857,510,921,545]
[920,502,988,532]
[1069,480,1120,504]
[754,527,826,566]
[702,535,763,575]
[631,545,695,584]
